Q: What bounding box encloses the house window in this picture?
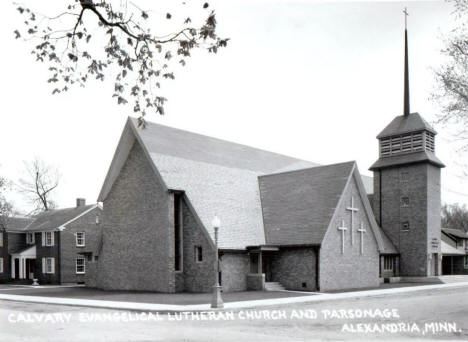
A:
[195,246,203,262]
[383,256,394,271]
[401,222,410,231]
[76,258,85,274]
[0,232,3,247]
[26,233,35,244]
[401,196,410,207]
[0,258,3,273]
[42,257,55,274]
[43,232,54,246]
[76,232,85,247]
[464,256,468,269]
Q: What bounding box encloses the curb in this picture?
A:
[1,282,468,313]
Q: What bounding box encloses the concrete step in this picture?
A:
[264,282,285,291]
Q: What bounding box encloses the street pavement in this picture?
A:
[0,285,467,341]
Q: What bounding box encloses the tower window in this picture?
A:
[379,131,432,157]
[426,132,435,152]
[401,196,410,207]
[400,171,409,182]
[401,222,410,231]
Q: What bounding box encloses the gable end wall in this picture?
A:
[319,176,380,291]
[96,140,173,292]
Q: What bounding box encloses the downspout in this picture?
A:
[316,246,320,291]
[57,231,62,284]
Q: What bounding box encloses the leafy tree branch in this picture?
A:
[14,0,228,126]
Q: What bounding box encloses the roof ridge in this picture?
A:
[259,160,356,179]
[129,116,312,164]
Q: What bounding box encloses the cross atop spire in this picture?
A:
[403,7,409,29]
[403,7,410,116]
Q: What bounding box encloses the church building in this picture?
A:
[86,18,444,293]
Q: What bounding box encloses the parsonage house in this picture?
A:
[0,199,101,284]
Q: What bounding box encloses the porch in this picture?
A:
[10,245,37,280]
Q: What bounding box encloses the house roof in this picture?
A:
[15,205,99,232]
[377,112,436,139]
[1,216,34,232]
[441,240,466,256]
[369,150,445,170]
[259,162,355,245]
[97,118,379,249]
[442,228,468,240]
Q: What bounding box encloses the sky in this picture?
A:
[0,0,466,214]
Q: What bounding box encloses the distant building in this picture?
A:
[441,228,468,275]
[0,199,101,284]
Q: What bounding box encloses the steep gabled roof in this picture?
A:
[97,118,376,249]
[17,205,99,232]
[377,112,436,139]
[259,161,396,252]
[259,162,355,245]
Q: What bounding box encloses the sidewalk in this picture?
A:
[1,281,468,312]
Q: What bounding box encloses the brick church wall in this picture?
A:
[375,164,440,276]
[220,252,249,292]
[181,200,215,293]
[320,174,380,291]
[96,140,174,292]
[271,247,317,291]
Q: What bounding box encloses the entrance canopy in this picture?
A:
[10,245,36,258]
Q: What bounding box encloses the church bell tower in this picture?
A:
[369,9,445,277]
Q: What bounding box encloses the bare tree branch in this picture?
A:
[18,158,60,213]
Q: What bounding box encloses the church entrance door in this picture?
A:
[262,253,273,282]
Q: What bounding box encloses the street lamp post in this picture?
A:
[211,215,224,309]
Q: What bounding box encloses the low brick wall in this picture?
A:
[246,273,264,290]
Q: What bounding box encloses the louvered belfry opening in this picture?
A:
[379,130,435,157]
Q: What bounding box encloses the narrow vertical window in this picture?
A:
[174,193,182,271]
[0,232,3,247]
[195,246,203,262]
[0,258,3,273]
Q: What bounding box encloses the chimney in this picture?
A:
[76,198,86,207]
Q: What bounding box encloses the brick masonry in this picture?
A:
[96,140,174,292]
[271,247,317,291]
[35,231,60,284]
[59,207,101,284]
[373,163,441,277]
[220,252,249,292]
[320,174,380,291]
[180,200,215,293]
